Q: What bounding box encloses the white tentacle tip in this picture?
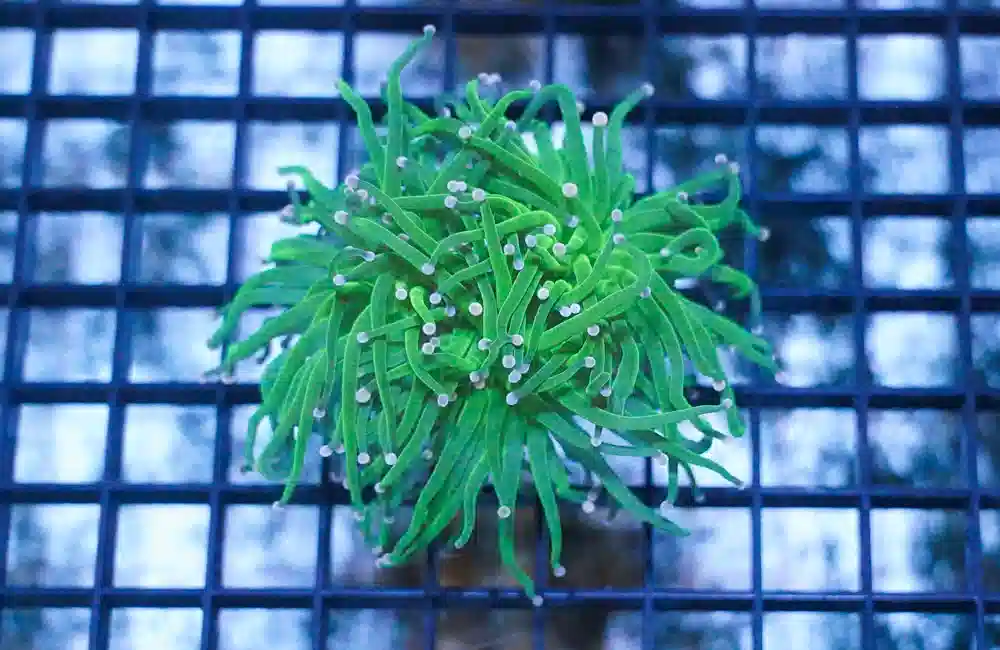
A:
[423,24,436,36]
[641,82,655,96]
[531,595,544,607]
[553,565,566,578]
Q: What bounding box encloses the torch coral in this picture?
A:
[206,25,778,601]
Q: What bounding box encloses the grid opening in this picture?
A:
[1,1,999,649]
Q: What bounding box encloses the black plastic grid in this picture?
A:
[1,1,999,649]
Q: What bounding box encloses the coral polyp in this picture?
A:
[206,25,778,599]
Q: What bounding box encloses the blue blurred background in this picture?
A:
[0,0,999,648]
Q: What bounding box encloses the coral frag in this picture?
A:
[207,26,778,600]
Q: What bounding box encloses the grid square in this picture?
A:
[965,128,1000,194]
[122,405,215,483]
[867,313,959,388]
[128,308,220,382]
[22,308,116,382]
[757,36,847,99]
[763,613,860,650]
[972,314,1000,391]
[0,608,91,650]
[967,216,1000,289]
[762,313,856,387]
[114,504,210,588]
[658,35,748,100]
[14,404,108,483]
[153,30,242,96]
[135,212,230,284]
[28,212,124,284]
[654,508,752,591]
[109,608,203,650]
[223,505,319,587]
[975,413,1000,487]
[230,405,323,484]
[218,609,314,650]
[760,408,859,487]
[757,216,852,291]
[756,126,850,193]
[253,31,344,97]
[0,29,35,94]
[49,29,139,95]
[871,509,968,593]
[874,613,973,650]
[0,211,16,282]
[245,121,339,189]
[142,121,236,189]
[860,126,951,194]
[653,125,747,191]
[863,217,953,289]
[652,612,752,650]
[0,119,26,187]
[858,36,945,101]
[5,504,101,587]
[983,510,1000,593]
[40,119,130,188]
[961,36,1000,99]
[236,211,304,282]
[762,509,861,592]
[868,410,965,487]
[0,4,995,650]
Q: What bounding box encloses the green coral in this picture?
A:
[206,25,778,601]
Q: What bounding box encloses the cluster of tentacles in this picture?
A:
[206,25,778,601]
